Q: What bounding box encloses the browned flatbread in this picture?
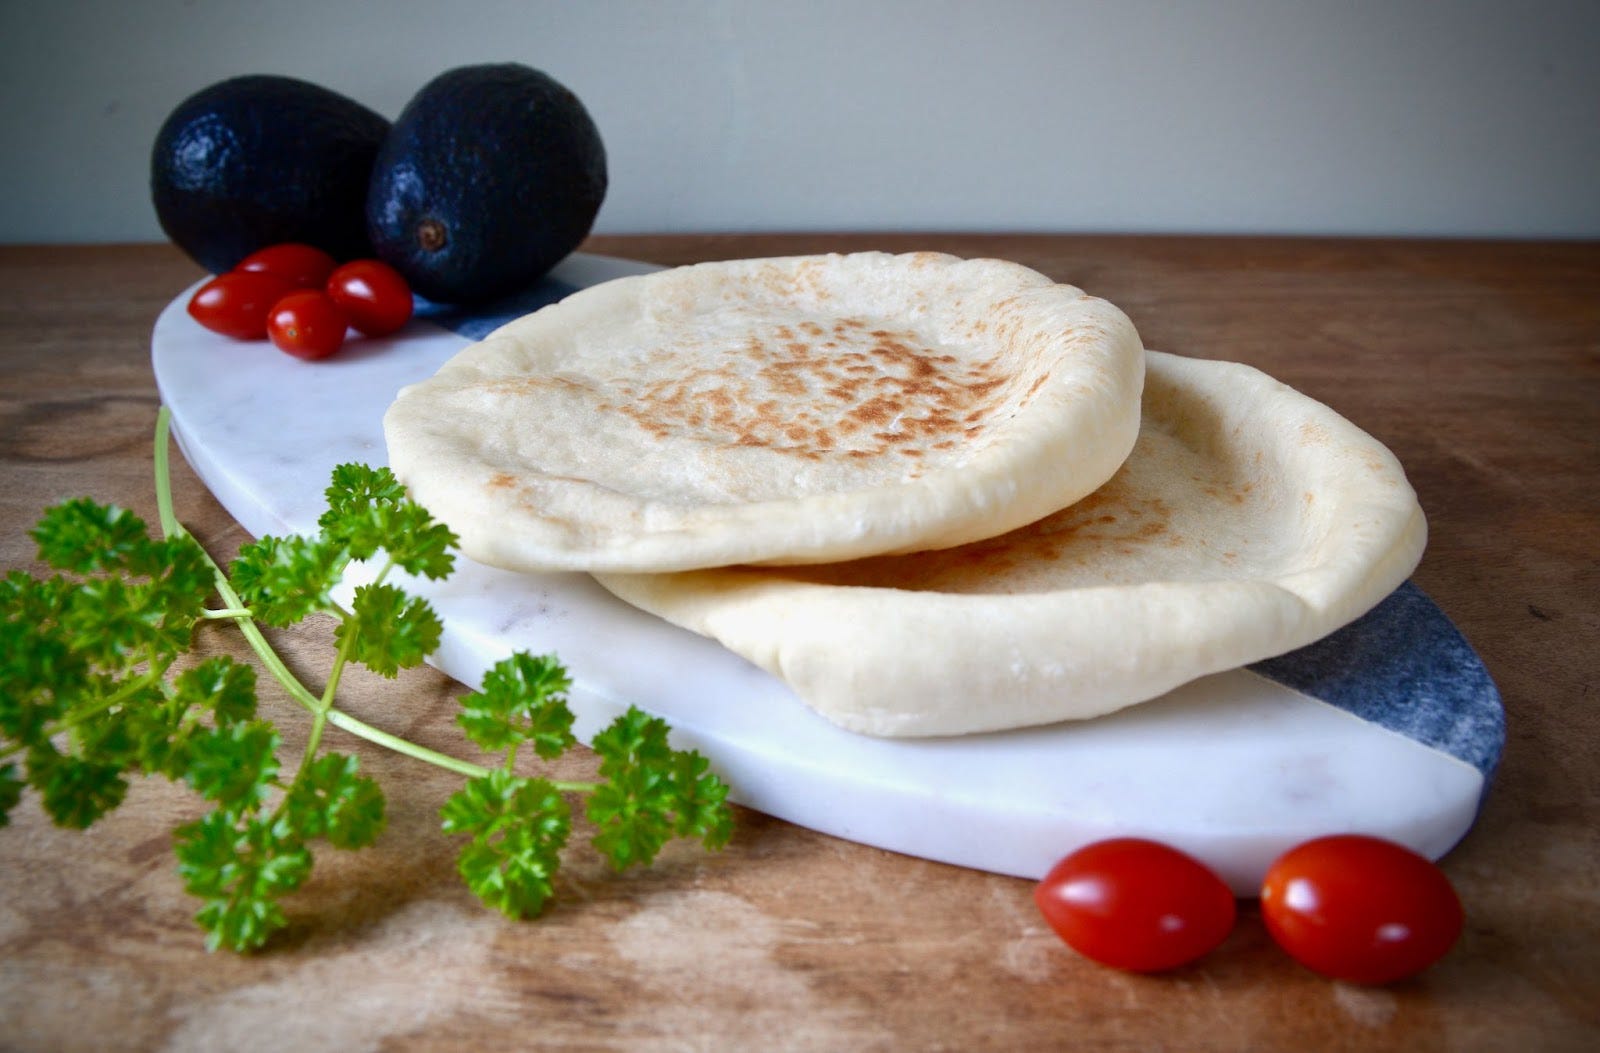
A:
[596,351,1428,736]
[383,252,1144,572]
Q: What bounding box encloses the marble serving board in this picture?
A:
[152,253,1504,894]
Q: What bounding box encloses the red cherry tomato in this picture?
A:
[187,271,298,340]
[236,243,339,289]
[1034,838,1237,973]
[1260,834,1463,984]
[326,259,414,337]
[267,290,349,360]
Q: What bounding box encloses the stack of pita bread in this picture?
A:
[385,252,1425,736]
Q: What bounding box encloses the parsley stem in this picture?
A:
[292,600,362,783]
[200,607,253,620]
[322,709,488,779]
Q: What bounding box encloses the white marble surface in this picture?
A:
[152,254,1484,894]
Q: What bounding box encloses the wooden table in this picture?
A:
[2,236,1596,1051]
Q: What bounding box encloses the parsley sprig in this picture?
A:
[443,653,733,918]
[0,408,733,951]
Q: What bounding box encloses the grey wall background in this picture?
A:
[3,0,1597,243]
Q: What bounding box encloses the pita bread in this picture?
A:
[594,351,1428,737]
[383,252,1143,572]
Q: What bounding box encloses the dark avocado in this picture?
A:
[366,64,607,304]
[151,75,390,274]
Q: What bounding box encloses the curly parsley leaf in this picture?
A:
[587,707,734,869]
[338,583,442,678]
[30,499,155,575]
[230,535,343,627]
[183,721,280,807]
[0,592,84,744]
[318,464,456,580]
[587,765,673,869]
[456,652,576,758]
[120,689,191,780]
[378,501,457,581]
[442,769,571,919]
[30,499,210,625]
[72,676,154,765]
[59,577,175,665]
[665,749,736,850]
[172,656,258,727]
[0,763,23,828]
[320,464,408,527]
[157,536,218,611]
[283,752,386,850]
[27,742,129,829]
[174,808,312,952]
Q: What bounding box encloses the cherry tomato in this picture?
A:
[1260,834,1463,984]
[326,259,414,337]
[236,243,339,289]
[1034,838,1237,973]
[267,290,349,360]
[187,271,298,340]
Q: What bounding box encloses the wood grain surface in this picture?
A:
[1,236,1596,1052]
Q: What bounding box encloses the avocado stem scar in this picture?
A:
[417,218,448,252]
